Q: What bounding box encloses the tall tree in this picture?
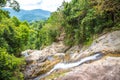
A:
[0,0,20,11]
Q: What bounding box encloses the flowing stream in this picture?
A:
[34,52,104,80]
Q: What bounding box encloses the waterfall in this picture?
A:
[34,52,103,80]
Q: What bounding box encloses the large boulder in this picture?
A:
[23,41,68,79]
[56,56,120,80]
[24,59,61,79]
[24,41,68,64]
[76,31,120,59]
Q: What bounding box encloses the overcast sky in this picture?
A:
[16,0,71,12]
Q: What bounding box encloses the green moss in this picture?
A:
[84,38,93,47]
[33,59,61,77]
[42,69,69,80]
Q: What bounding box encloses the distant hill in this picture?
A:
[3,8,51,22]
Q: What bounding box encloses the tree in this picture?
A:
[51,0,120,45]
[0,0,20,11]
[0,48,24,80]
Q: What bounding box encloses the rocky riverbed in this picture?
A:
[22,30,120,80]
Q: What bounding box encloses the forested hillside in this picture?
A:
[0,0,26,79]
[29,0,120,47]
[0,0,120,80]
[3,8,50,22]
[46,0,120,46]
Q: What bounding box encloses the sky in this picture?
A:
[16,0,71,12]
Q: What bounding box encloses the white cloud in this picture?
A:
[16,0,71,12]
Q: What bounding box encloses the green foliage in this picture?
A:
[39,23,58,48]
[0,10,26,80]
[0,12,30,56]
[0,0,20,11]
[3,8,50,22]
[26,0,119,47]
[0,0,120,79]
[0,48,24,80]
[1,0,119,51]
[56,0,120,45]
[28,19,60,49]
[28,20,46,49]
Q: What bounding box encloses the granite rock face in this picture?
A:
[56,57,120,80]
[52,31,120,80]
[21,41,68,63]
[22,42,68,79]
[76,31,120,59]
[22,31,120,79]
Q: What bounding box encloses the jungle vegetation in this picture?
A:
[0,0,120,79]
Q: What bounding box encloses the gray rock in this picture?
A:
[56,57,120,80]
[76,30,120,59]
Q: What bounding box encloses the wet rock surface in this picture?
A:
[22,30,120,80]
[56,57,120,80]
[22,41,68,79]
[22,41,68,63]
[24,60,60,80]
[76,31,120,59]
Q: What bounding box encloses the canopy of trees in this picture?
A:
[46,0,120,45]
[0,0,25,79]
[30,0,120,46]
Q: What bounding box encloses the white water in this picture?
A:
[34,53,103,80]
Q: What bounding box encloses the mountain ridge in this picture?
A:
[3,8,51,22]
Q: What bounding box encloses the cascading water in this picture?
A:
[34,52,104,80]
